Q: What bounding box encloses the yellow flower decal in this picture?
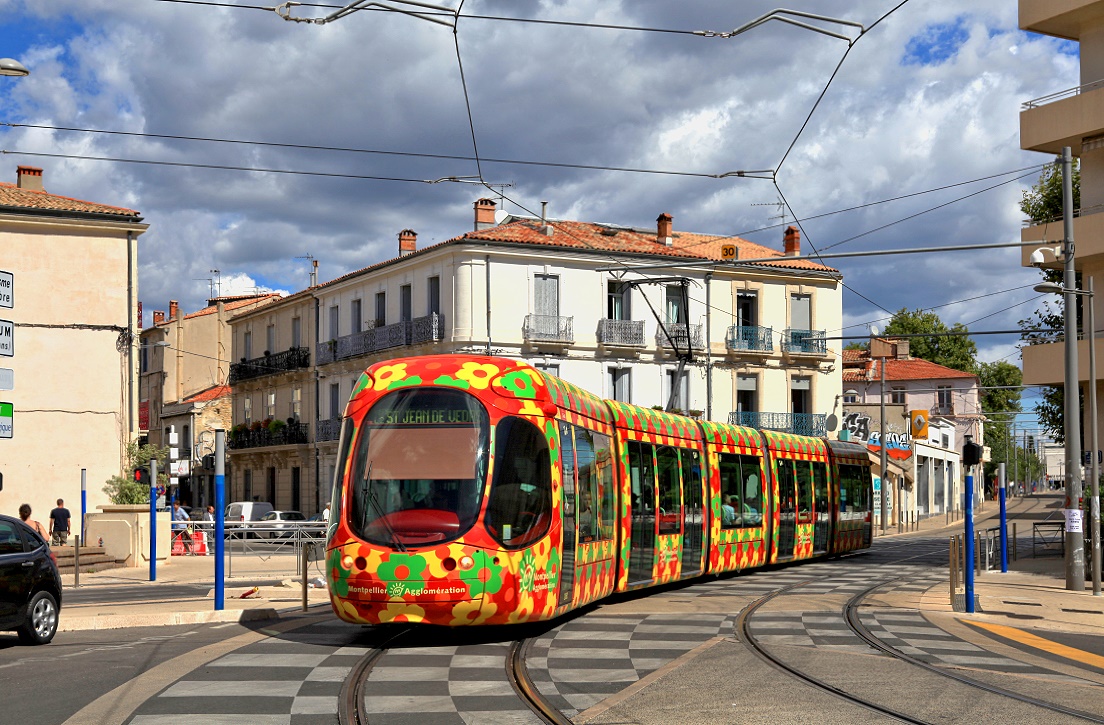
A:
[455,362,500,389]
[372,363,409,391]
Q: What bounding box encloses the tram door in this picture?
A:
[558,422,576,605]
[776,459,797,559]
[812,461,830,554]
[680,449,704,577]
[627,441,656,584]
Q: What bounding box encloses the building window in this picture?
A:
[665,285,686,324]
[290,386,301,421]
[265,390,276,420]
[375,292,386,327]
[937,385,952,411]
[890,387,906,405]
[736,291,758,327]
[140,346,149,374]
[400,284,412,322]
[790,293,811,330]
[535,274,559,318]
[608,367,631,402]
[791,376,811,415]
[266,324,275,355]
[535,362,560,378]
[292,317,302,348]
[843,389,858,404]
[329,382,341,420]
[607,281,630,320]
[737,375,757,413]
[351,299,362,335]
[243,396,252,426]
[243,469,253,502]
[329,305,340,341]
[428,276,441,315]
[243,330,252,361]
[665,369,689,411]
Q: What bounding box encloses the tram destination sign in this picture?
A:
[0,270,10,308]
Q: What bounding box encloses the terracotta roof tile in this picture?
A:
[183,385,230,403]
[842,354,977,383]
[0,182,141,218]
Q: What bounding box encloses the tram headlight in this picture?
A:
[458,555,475,571]
[342,555,354,570]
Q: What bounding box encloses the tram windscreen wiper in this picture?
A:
[363,462,407,552]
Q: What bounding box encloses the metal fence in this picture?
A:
[184,521,328,578]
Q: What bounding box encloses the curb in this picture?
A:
[58,607,280,632]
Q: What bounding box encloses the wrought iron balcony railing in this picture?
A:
[229,347,311,384]
[597,318,645,347]
[316,417,342,442]
[228,421,310,450]
[931,405,954,417]
[524,314,574,344]
[728,411,827,437]
[725,325,773,352]
[316,313,446,364]
[782,328,827,355]
[656,323,704,350]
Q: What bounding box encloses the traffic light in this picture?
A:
[133,467,148,485]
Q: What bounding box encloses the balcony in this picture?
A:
[1021,77,1104,155]
[229,347,311,384]
[930,405,955,417]
[1022,334,1104,387]
[228,420,309,450]
[524,314,574,344]
[316,313,446,364]
[656,323,704,351]
[597,319,645,347]
[725,325,773,353]
[728,411,827,437]
[316,417,342,442]
[782,329,827,356]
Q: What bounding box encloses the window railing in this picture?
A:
[316,417,342,442]
[931,404,954,416]
[725,325,773,352]
[1021,78,1104,110]
[316,313,446,364]
[524,314,574,343]
[228,420,310,449]
[229,347,311,384]
[728,411,827,437]
[656,323,704,350]
[782,328,827,355]
[597,318,645,346]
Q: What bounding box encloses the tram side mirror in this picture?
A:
[963,435,982,467]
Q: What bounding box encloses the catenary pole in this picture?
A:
[1062,146,1086,590]
[1090,277,1100,595]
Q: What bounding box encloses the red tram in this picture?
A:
[325,354,873,626]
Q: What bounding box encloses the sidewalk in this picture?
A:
[58,552,332,632]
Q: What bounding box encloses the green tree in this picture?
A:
[103,441,170,505]
[884,308,977,373]
[977,361,1023,481]
[1019,158,1081,444]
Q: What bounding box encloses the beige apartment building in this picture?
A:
[1019,1,1104,464]
[0,165,148,533]
[226,201,843,514]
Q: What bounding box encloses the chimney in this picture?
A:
[16,166,43,192]
[398,229,417,256]
[657,213,673,246]
[783,225,800,256]
[169,300,179,321]
[153,310,166,325]
[474,198,497,231]
[540,201,553,236]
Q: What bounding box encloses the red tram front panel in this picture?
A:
[326,356,567,626]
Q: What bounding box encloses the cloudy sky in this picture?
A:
[0,0,1080,419]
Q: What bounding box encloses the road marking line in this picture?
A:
[967,620,1104,669]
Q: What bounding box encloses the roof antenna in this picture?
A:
[752,196,788,226]
[210,269,221,298]
[295,255,317,286]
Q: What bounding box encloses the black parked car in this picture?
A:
[0,514,62,644]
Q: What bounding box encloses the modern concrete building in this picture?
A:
[226,201,844,514]
[0,165,148,534]
[1019,1,1104,473]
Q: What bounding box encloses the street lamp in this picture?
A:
[1036,278,1100,595]
[0,58,29,77]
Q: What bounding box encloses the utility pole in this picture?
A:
[1062,145,1086,590]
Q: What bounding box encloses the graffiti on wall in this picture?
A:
[842,411,913,461]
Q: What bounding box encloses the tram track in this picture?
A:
[507,637,575,725]
[338,625,413,725]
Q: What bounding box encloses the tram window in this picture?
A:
[629,442,655,512]
[486,416,553,548]
[838,464,871,520]
[329,419,355,537]
[593,432,616,541]
[574,426,601,543]
[812,461,829,514]
[796,461,813,513]
[719,453,763,528]
[656,446,680,535]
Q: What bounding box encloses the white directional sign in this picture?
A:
[0,319,11,357]
[0,271,10,308]
[0,368,11,391]
[0,402,11,439]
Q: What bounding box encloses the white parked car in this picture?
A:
[259,510,306,539]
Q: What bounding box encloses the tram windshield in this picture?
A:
[348,388,489,548]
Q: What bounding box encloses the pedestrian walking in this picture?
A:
[172,501,192,554]
[18,503,49,541]
[322,501,331,520]
[49,498,71,546]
